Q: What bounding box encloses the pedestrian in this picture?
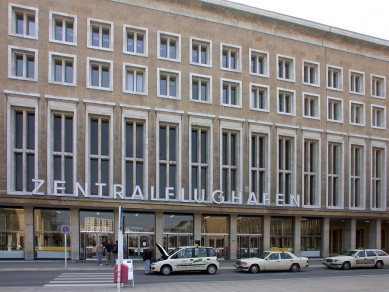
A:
[112,240,119,265]
[96,241,103,266]
[143,245,154,274]
[105,240,114,266]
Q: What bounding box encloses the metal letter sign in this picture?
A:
[61,225,71,234]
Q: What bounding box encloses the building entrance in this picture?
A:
[125,232,154,259]
[237,235,261,258]
[80,232,114,260]
[201,234,229,259]
[163,233,193,252]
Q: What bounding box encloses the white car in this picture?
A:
[150,244,219,275]
[234,251,309,273]
[323,249,389,270]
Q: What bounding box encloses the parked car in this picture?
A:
[322,249,389,270]
[234,251,309,273]
[150,243,219,275]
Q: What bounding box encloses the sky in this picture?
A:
[228,0,389,40]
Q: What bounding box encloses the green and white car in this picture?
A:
[323,249,389,270]
[151,244,219,275]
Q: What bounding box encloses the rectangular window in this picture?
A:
[159,124,178,199]
[222,80,241,107]
[303,61,319,86]
[371,105,385,128]
[52,113,73,194]
[10,4,37,38]
[221,44,241,71]
[277,55,295,81]
[158,32,181,61]
[222,131,239,201]
[350,145,363,208]
[372,147,384,209]
[9,46,37,81]
[124,64,147,94]
[124,25,147,56]
[191,74,211,102]
[191,128,208,200]
[49,52,76,85]
[371,75,385,98]
[90,117,110,196]
[327,143,341,207]
[327,97,342,122]
[350,71,364,94]
[250,84,269,111]
[277,89,295,115]
[12,109,36,192]
[50,12,76,44]
[278,137,293,204]
[87,19,113,51]
[251,134,266,204]
[191,38,211,66]
[158,69,180,99]
[327,66,342,90]
[125,121,144,196]
[250,50,268,77]
[350,102,364,125]
[303,93,319,118]
[303,140,317,206]
[87,58,113,91]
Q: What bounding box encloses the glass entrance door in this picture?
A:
[80,232,113,260]
[329,229,342,256]
[201,234,229,259]
[163,233,193,252]
[125,233,154,259]
[237,235,261,258]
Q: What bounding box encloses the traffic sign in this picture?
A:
[61,225,71,234]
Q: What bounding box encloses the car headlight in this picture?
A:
[241,262,248,266]
[332,259,341,263]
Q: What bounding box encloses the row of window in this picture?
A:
[8,4,387,98]
[7,97,386,212]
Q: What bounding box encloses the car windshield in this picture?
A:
[168,248,181,256]
[340,250,358,256]
[255,252,270,259]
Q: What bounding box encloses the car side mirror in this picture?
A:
[265,258,268,261]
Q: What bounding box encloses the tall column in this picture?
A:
[70,208,80,260]
[262,215,271,251]
[114,209,119,241]
[369,219,381,249]
[229,214,237,260]
[344,218,356,250]
[193,213,201,245]
[155,212,163,258]
[24,206,34,260]
[293,216,301,256]
[321,217,330,258]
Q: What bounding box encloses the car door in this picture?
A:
[365,250,377,267]
[264,252,281,270]
[354,250,367,267]
[171,248,192,271]
[279,252,294,270]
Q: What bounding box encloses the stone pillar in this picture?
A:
[24,206,34,260]
[293,216,301,256]
[193,213,201,244]
[229,214,237,260]
[262,215,271,251]
[344,218,356,250]
[155,212,164,258]
[70,208,80,260]
[369,219,381,249]
[114,209,119,241]
[321,217,330,258]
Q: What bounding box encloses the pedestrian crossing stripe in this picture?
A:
[45,272,115,287]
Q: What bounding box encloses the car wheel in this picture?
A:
[207,264,217,275]
[161,265,172,275]
[342,262,350,270]
[375,261,383,269]
[290,264,299,272]
[249,265,259,274]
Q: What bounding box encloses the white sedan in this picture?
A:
[323,249,389,269]
[234,251,309,273]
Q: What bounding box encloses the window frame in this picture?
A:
[123,24,148,57]
[8,45,38,82]
[249,49,269,78]
[371,105,386,129]
[190,73,212,104]
[190,37,212,68]
[8,3,38,39]
[122,63,148,96]
[349,101,365,126]
[86,57,113,91]
[277,88,296,116]
[277,54,295,82]
[49,11,77,46]
[250,83,270,112]
[349,140,366,210]
[371,74,386,99]
[48,52,77,86]
[302,135,321,208]
[327,96,343,123]
[370,142,386,211]
[87,18,114,52]
[220,43,242,72]
[349,70,365,95]
[302,92,320,120]
[220,78,242,108]
[302,60,320,87]
[157,68,181,100]
[157,31,181,62]
[326,138,344,209]
[326,65,343,91]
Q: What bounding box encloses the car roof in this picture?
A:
[176,246,213,249]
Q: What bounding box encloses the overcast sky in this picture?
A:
[228,0,389,40]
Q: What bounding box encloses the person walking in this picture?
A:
[105,240,114,266]
[96,241,104,266]
[143,245,154,274]
[112,240,119,265]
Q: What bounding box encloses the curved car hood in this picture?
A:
[156,243,169,259]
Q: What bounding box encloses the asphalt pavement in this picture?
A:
[0,259,388,291]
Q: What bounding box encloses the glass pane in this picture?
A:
[136,124,143,158]
[91,66,99,86]
[15,111,23,149]
[127,71,134,91]
[201,82,207,101]
[90,159,98,195]
[16,55,23,77]
[55,60,62,82]
[201,216,228,233]
[0,208,24,230]
[159,127,166,160]
[222,133,227,165]
[34,209,70,231]
[101,160,109,196]
[102,28,109,48]
[27,154,34,191]
[126,123,133,158]
[54,115,62,152]
[192,45,198,63]
[90,119,98,155]
[65,116,73,153]
[27,113,35,150]
[201,46,207,64]
[126,162,133,196]
[101,120,109,156]
[160,76,167,95]
[136,73,143,92]
[16,14,23,34]
[27,57,34,79]
[159,165,166,198]
[169,78,176,97]
[169,127,176,161]
[54,156,61,180]
[160,39,167,58]
[15,154,23,191]
[136,34,144,54]
[65,62,73,83]
[192,81,198,100]
[27,16,35,36]
[55,20,63,41]
[65,21,73,42]
[201,131,207,163]
[169,40,176,59]
[92,27,99,46]
[163,214,193,233]
[127,33,134,52]
[65,157,73,193]
[136,162,143,188]
[101,67,109,88]
[191,130,197,163]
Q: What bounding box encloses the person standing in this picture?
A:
[96,241,103,266]
[112,240,119,265]
[143,245,154,274]
[105,240,114,266]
